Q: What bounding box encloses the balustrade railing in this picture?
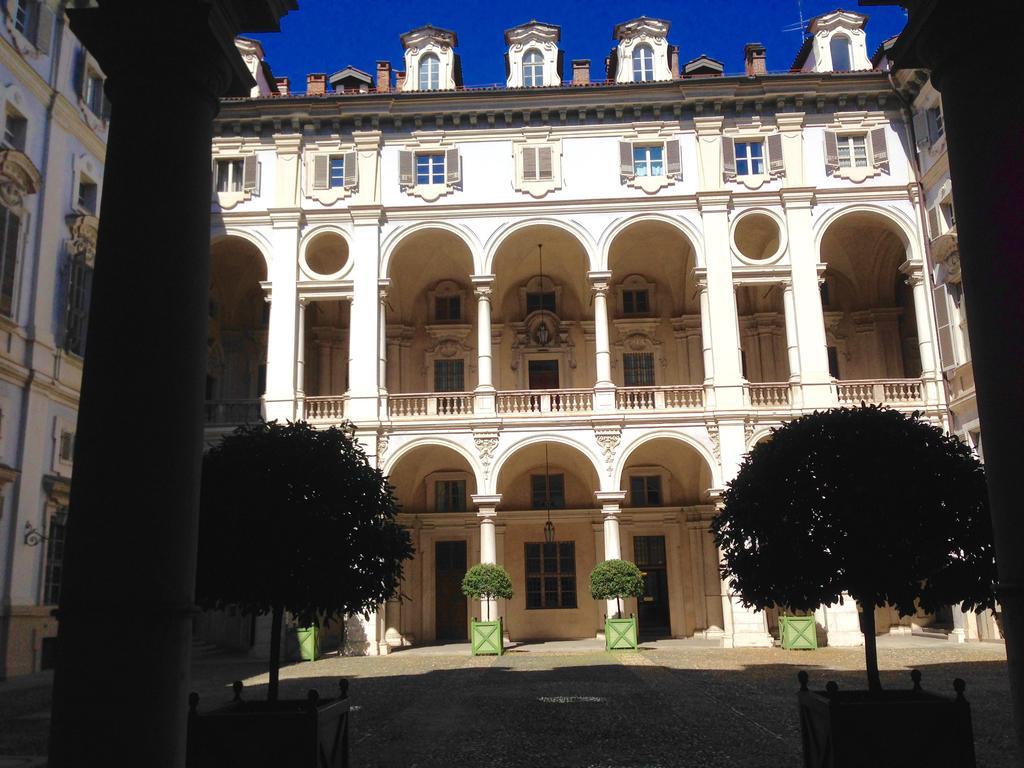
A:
[388,392,474,418]
[746,383,792,408]
[616,385,704,411]
[304,396,347,422]
[496,388,594,415]
[204,399,262,425]
[836,379,924,405]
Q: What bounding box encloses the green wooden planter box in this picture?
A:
[779,615,818,650]
[605,616,638,651]
[297,626,319,661]
[470,618,503,656]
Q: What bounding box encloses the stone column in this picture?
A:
[377,279,389,395]
[588,271,615,409]
[264,218,300,422]
[818,595,864,647]
[345,213,384,422]
[781,188,833,409]
[903,266,940,402]
[296,298,307,409]
[472,494,501,621]
[595,491,626,618]
[782,281,800,382]
[698,282,716,407]
[51,4,296,767]
[949,604,967,644]
[696,192,744,410]
[472,275,496,415]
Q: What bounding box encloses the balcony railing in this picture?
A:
[745,383,792,408]
[204,399,262,425]
[836,379,923,406]
[388,392,474,419]
[616,385,704,411]
[304,396,347,423]
[496,388,594,416]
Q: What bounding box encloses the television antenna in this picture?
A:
[781,0,809,37]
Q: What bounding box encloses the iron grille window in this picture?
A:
[526,291,555,314]
[434,295,461,321]
[434,359,464,392]
[629,475,662,506]
[43,508,68,605]
[525,541,577,609]
[530,473,564,509]
[0,203,22,318]
[435,479,466,512]
[622,289,650,315]
[63,251,93,356]
[623,352,655,387]
[633,535,666,567]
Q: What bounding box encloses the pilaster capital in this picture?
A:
[900,260,926,287]
[695,191,732,214]
[378,278,391,301]
[779,188,816,210]
[472,494,502,516]
[587,270,613,294]
[273,133,303,155]
[595,490,627,511]
[471,274,496,298]
[268,208,303,229]
[348,205,385,226]
[694,116,725,137]
[352,130,384,151]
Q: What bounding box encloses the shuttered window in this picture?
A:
[837,135,868,168]
[43,508,68,606]
[312,152,357,190]
[0,203,21,318]
[633,145,663,177]
[63,251,93,356]
[932,283,957,371]
[735,141,764,176]
[522,146,553,181]
[620,141,681,180]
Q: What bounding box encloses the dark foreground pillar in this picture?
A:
[863,1,1024,760]
[49,3,294,767]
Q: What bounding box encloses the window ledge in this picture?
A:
[514,177,561,199]
[402,182,455,203]
[76,99,107,133]
[305,185,356,206]
[5,23,41,58]
[624,173,677,194]
[213,190,252,210]
[829,165,883,183]
[727,172,779,191]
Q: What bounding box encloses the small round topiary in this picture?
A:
[461,563,514,621]
[590,559,646,619]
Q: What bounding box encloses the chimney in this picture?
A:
[306,73,327,95]
[275,76,290,96]
[395,70,406,90]
[376,61,391,93]
[572,59,590,86]
[669,45,680,79]
[744,43,767,77]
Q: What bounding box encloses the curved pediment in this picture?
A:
[0,149,41,204]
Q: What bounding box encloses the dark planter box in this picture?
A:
[797,671,976,768]
[187,680,350,768]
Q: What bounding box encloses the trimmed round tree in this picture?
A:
[196,421,413,701]
[461,563,514,621]
[711,405,996,692]
[590,559,646,619]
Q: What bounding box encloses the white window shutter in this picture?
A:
[445,148,460,184]
[74,49,87,99]
[398,150,413,187]
[870,127,889,172]
[537,146,553,180]
[35,4,54,53]
[913,111,930,149]
[767,133,785,175]
[823,131,839,173]
[722,136,736,179]
[665,140,681,178]
[931,283,956,370]
[242,155,259,193]
[926,109,942,144]
[343,151,357,188]
[927,206,941,240]
[312,154,329,190]
[522,146,537,181]
[619,141,634,178]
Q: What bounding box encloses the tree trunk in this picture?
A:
[268,602,284,702]
[859,603,882,693]
[617,597,622,620]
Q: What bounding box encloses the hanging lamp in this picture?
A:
[543,443,555,543]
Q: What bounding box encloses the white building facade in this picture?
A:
[204,11,977,654]
[0,0,107,678]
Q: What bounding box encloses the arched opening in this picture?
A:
[207,236,267,424]
[830,34,852,72]
[618,436,718,639]
[385,228,475,405]
[607,220,703,393]
[491,225,590,403]
[418,53,440,90]
[300,231,352,405]
[735,283,790,383]
[493,439,602,640]
[386,443,479,645]
[819,212,921,380]
[522,49,543,87]
[632,44,654,82]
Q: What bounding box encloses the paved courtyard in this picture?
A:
[0,637,1013,767]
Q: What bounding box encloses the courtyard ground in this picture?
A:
[0,636,1013,767]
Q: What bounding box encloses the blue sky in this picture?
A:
[251,1,908,87]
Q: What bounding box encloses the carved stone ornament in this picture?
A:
[376,432,389,461]
[744,417,756,446]
[474,431,499,475]
[66,214,99,265]
[593,426,621,476]
[706,421,721,463]
[0,149,41,206]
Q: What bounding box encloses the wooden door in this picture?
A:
[634,536,671,637]
[434,540,468,641]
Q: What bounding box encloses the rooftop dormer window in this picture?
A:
[793,10,871,73]
[523,49,543,87]
[830,35,852,71]
[419,53,440,90]
[632,44,654,82]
